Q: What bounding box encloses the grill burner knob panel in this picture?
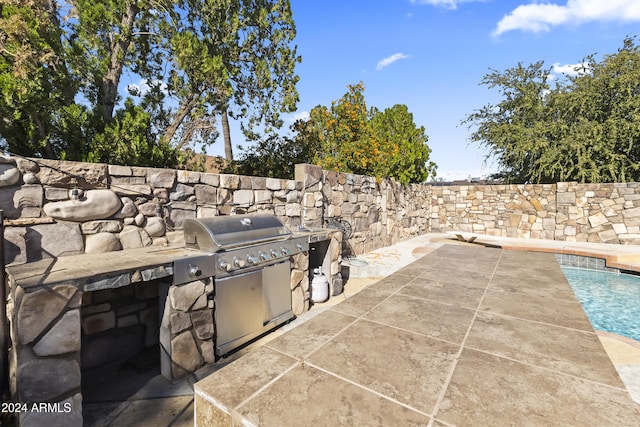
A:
[189,264,202,278]
[219,261,232,272]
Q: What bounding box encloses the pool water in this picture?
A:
[562,266,640,342]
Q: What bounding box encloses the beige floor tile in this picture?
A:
[365,294,475,344]
[306,319,459,414]
[399,279,486,309]
[480,288,594,330]
[194,347,297,410]
[489,272,579,300]
[466,312,625,386]
[420,267,493,288]
[238,365,431,426]
[329,287,391,317]
[265,310,357,358]
[368,271,418,292]
[437,349,640,427]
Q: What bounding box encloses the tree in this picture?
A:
[294,82,437,184]
[153,0,301,161]
[223,134,310,179]
[370,104,437,183]
[0,0,300,167]
[0,0,84,158]
[464,37,640,183]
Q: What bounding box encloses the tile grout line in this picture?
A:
[460,343,631,393]
[303,360,432,419]
[428,250,505,424]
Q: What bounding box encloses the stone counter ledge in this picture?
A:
[5,245,192,289]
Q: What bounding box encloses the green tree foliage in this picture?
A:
[0,0,299,167]
[370,104,437,184]
[292,83,436,184]
[464,37,640,183]
[0,0,84,158]
[223,134,310,179]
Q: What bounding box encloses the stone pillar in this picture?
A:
[10,282,84,426]
[295,164,324,229]
[290,253,310,315]
[159,279,214,381]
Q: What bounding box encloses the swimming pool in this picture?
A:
[562,266,640,342]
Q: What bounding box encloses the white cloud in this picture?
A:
[289,111,310,123]
[127,79,168,96]
[493,0,640,37]
[376,53,411,70]
[410,0,483,10]
[552,62,590,77]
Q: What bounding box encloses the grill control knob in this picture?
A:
[296,243,304,251]
[233,257,246,268]
[270,249,280,258]
[281,247,290,256]
[219,261,232,272]
[189,264,202,278]
[247,255,259,265]
[259,251,269,261]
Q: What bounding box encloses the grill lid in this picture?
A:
[184,214,292,252]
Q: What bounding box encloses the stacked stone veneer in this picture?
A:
[159,278,215,381]
[296,164,430,256]
[8,263,172,426]
[81,282,160,380]
[430,182,640,244]
[4,157,640,267]
[1,156,305,265]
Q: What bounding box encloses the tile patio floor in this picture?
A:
[195,244,640,426]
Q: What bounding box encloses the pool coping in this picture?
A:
[447,232,640,273]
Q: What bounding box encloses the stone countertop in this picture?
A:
[5,244,195,290]
[6,229,338,291]
[292,228,339,243]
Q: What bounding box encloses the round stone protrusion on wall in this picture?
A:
[144,216,166,237]
[43,189,122,221]
[0,163,20,187]
[85,232,122,254]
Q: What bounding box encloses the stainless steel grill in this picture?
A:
[174,214,308,357]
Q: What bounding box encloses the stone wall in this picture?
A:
[430,182,640,244]
[82,282,160,382]
[4,155,640,265]
[296,164,431,256]
[1,156,304,265]
[7,262,172,426]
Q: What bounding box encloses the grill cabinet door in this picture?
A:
[214,269,263,355]
[262,261,293,324]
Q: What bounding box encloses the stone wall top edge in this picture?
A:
[15,157,640,189]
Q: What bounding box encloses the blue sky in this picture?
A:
[211,0,640,181]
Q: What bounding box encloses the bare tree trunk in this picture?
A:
[222,110,233,161]
[162,94,198,148]
[99,0,139,126]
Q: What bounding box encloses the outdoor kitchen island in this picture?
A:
[4,226,340,427]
